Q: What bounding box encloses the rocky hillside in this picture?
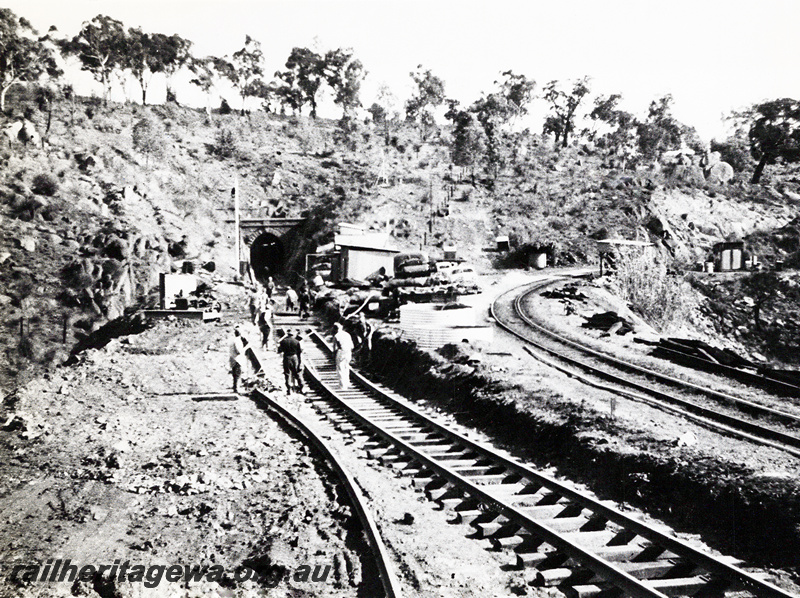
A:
[2,90,800,393]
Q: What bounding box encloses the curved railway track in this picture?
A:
[245,340,404,598]
[292,328,796,598]
[490,277,800,458]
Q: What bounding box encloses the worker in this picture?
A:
[259,300,274,350]
[286,286,298,313]
[254,284,267,325]
[266,276,276,300]
[332,322,354,390]
[248,286,258,325]
[229,327,248,393]
[353,312,372,352]
[298,287,311,319]
[277,329,304,394]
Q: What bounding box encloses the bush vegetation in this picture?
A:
[611,247,691,332]
[210,128,238,159]
[31,173,58,196]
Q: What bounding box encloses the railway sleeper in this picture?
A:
[363,438,389,450]
[399,461,425,476]
[539,556,692,587]
[444,499,483,521]
[506,487,567,507]
[435,458,486,470]
[452,509,500,526]
[474,520,519,539]
[597,543,680,564]
[466,472,520,485]
[570,574,712,598]
[535,566,596,588]
[490,534,528,550]
[561,529,619,549]
[398,433,447,445]
[363,413,409,422]
[485,482,544,498]
[378,451,409,465]
[355,409,398,418]
[425,482,457,500]
[423,446,469,458]
[411,474,440,490]
[326,411,354,425]
[516,549,556,569]
[617,559,696,581]
[311,406,341,421]
[428,454,483,466]
[535,514,593,534]
[319,406,347,418]
[365,445,395,459]
[450,464,507,477]
[383,456,414,470]
[332,421,358,434]
[437,497,464,510]
[341,394,380,402]
[532,490,573,506]
[450,497,481,513]
[344,396,383,404]
[518,503,582,519]
[365,413,412,423]
[330,415,357,426]
[378,424,424,433]
[333,387,364,395]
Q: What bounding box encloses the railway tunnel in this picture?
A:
[241,218,306,282]
[249,232,285,281]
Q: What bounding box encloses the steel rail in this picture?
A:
[302,330,796,598]
[519,344,800,459]
[489,279,800,455]
[249,384,403,598]
[512,279,800,425]
[650,343,800,397]
[515,279,800,423]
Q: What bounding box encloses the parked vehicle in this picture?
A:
[448,264,479,285]
[394,253,434,278]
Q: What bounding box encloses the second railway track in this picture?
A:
[490,277,800,458]
[283,326,796,598]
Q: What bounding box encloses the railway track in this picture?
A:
[249,384,403,598]
[289,326,795,598]
[490,277,800,458]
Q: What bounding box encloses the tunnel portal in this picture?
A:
[249,232,285,282]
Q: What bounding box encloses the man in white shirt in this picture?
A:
[286,287,298,313]
[332,322,354,390]
[229,327,247,393]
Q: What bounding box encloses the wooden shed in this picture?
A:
[712,241,744,271]
[334,234,399,281]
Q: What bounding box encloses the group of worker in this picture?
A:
[285,283,312,318]
[249,277,275,349]
[231,277,370,395]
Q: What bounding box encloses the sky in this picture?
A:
[6,0,799,140]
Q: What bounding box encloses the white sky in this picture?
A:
[7,0,800,140]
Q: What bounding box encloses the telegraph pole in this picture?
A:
[233,178,240,273]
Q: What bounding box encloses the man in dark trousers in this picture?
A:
[277,329,304,394]
[298,287,311,319]
[229,327,247,393]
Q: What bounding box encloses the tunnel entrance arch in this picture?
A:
[249,232,284,281]
[238,217,306,282]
